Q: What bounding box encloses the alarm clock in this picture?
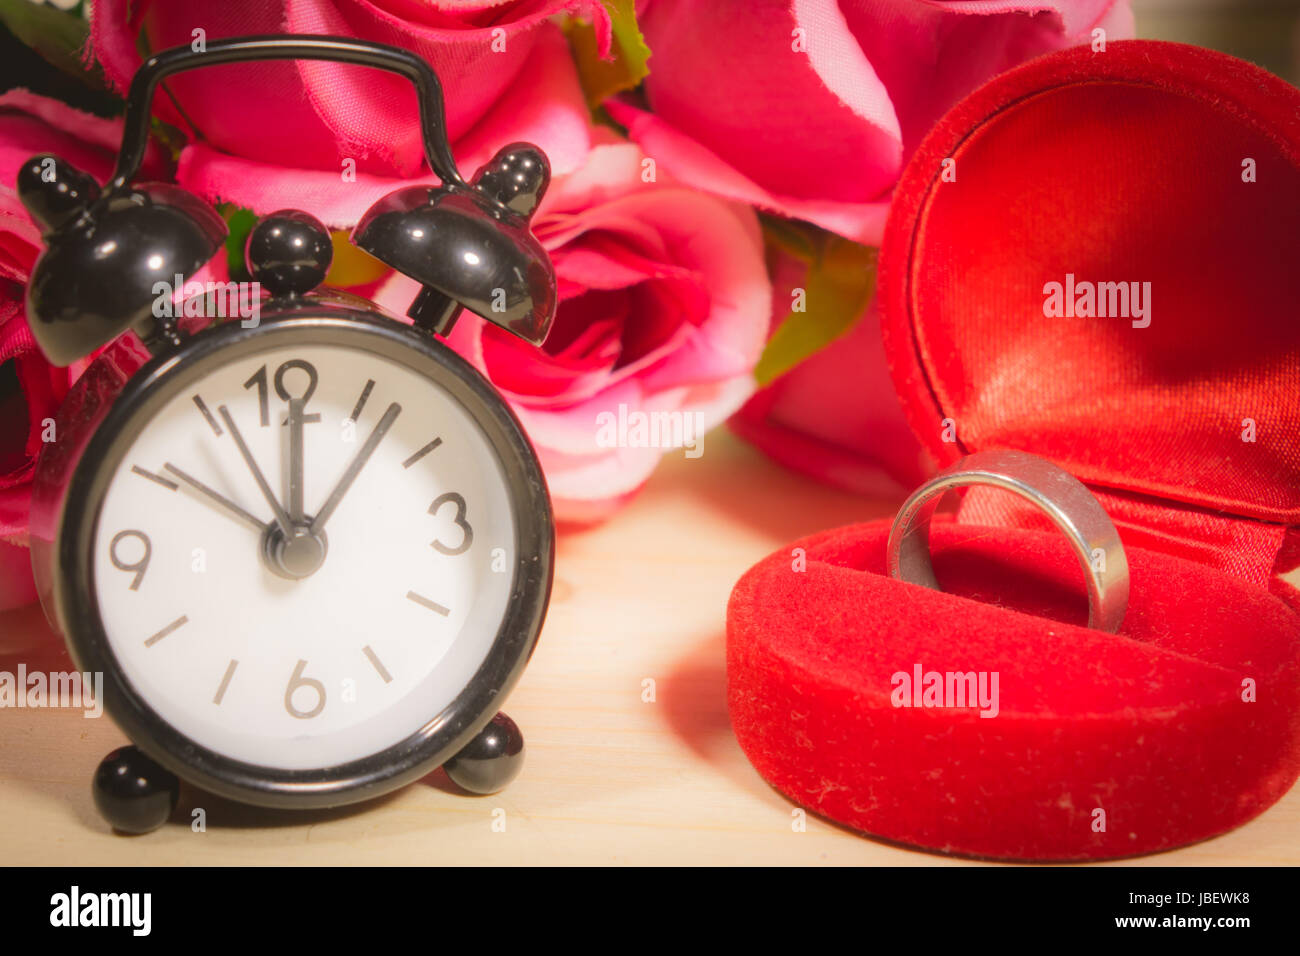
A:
[17,36,556,834]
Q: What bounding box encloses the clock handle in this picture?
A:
[108,35,465,194]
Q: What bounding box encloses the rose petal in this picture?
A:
[640,0,901,202]
[528,375,757,515]
[287,0,540,172]
[175,25,592,225]
[0,537,36,609]
[92,0,354,169]
[0,89,169,189]
[620,0,1131,243]
[92,1,607,177]
[607,99,892,244]
[839,0,1127,150]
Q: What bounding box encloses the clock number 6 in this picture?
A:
[284,660,326,719]
[109,530,151,590]
[429,492,473,556]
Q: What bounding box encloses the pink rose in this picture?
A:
[618,0,1133,494]
[610,0,1133,245]
[178,26,595,229]
[729,245,932,497]
[90,0,610,225]
[376,136,772,522]
[0,90,169,609]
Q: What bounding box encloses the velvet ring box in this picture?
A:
[727,40,1300,860]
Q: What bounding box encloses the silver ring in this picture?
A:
[886,449,1129,633]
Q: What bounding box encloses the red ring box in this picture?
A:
[727,40,1300,860]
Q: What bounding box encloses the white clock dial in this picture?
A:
[91,341,517,770]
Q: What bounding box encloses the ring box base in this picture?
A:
[727,40,1300,859]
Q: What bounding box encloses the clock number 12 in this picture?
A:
[244,360,319,426]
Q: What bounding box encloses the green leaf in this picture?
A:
[753,228,878,387]
[759,215,821,264]
[0,0,101,85]
[565,0,652,109]
[219,205,259,282]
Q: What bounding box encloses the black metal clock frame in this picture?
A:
[39,303,554,811]
[16,34,563,832]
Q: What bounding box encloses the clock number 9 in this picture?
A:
[284,659,326,719]
[109,530,151,591]
[429,492,473,556]
[244,359,319,426]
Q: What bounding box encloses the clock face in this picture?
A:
[87,333,521,771]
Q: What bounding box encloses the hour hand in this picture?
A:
[164,463,268,533]
[218,404,294,537]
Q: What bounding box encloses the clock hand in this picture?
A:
[309,402,402,535]
[218,404,295,537]
[284,397,319,525]
[164,463,268,533]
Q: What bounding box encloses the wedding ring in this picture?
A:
[885,449,1129,633]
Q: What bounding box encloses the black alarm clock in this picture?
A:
[17,36,556,834]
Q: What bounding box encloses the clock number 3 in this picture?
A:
[284,659,326,719]
[429,492,473,556]
[109,530,151,590]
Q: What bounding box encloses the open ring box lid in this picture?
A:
[726,40,1300,860]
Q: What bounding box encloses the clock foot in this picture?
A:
[444,712,525,794]
[92,746,180,834]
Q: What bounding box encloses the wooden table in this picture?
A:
[1,430,1296,865]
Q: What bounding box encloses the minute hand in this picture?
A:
[309,402,402,535]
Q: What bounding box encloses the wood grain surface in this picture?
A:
[0,430,1295,865]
